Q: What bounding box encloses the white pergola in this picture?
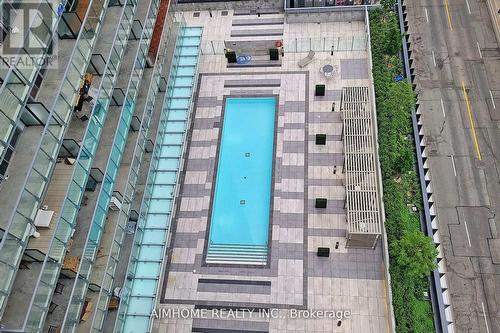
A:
[341,86,381,248]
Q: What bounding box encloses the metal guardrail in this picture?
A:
[284,4,371,13]
[396,1,449,332]
[283,0,379,13]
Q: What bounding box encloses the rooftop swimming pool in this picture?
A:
[206,97,276,265]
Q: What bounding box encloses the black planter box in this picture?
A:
[315,84,325,96]
[315,134,326,145]
[315,198,327,208]
[317,247,330,257]
[226,51,237,63]
[269,48,279,61]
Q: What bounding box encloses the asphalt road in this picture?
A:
[405,0,500,332]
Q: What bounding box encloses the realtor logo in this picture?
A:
[1,0,59,68]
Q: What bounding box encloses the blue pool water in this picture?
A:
[209,97,276,246]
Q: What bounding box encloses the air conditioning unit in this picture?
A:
[109,196,122,211]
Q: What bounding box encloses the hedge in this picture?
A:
[369,7,437,333]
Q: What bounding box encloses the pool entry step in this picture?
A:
[206,243,268,265]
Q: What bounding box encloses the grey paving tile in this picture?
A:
[197,282,271,295]
[177,210,209,218]
[186,159,213,171]
[182,184,211,197]
[224,79,281,87]
[173,232,201,248]
[273,212,305,228]
[308,228,346,237]
[308,179,343,186]
[340,58,369,80]
[274,242,304,260]
[308,112,342,123]
[193,118,220,130]
[308,152,344,166]
[192,318,269,332]
[168,263,195,272]
[232,17,284,26]
[275,191,304,199]
[282,141,305,153]
[279,101,306,113]
[230,28,283,37]
[280,165,305,178]
[190,140,217,147]
[197,96,222,107]
[283,122,305,129]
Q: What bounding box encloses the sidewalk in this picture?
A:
[486,0,500,46]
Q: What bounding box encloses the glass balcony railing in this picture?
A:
[0,0,107,317]
[60,0,160,330]
[0,0,60,159]
[18,1,136,331]
[89,12,174,333]
[115,23,203,333]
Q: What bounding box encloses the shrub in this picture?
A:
[391,231,438,280]
[370,7,437,332]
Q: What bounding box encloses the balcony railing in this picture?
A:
[115,22,203,333]
[19,0,137,331]
[89,11,174,333]
[0,0,108,320]
[0,0,61,162]
[60,0,161,330]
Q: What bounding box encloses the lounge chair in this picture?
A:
[298,50,315,68]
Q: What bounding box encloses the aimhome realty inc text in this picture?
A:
[151,308,352,320]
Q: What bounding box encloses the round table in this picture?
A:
[322,64,334,76]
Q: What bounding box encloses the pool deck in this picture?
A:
[153,9,390,333]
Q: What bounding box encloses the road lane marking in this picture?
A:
[451,155,457,176]
[490,90,496,109]
[463,220,471,246]
[440,97,446,117]
[477,42,483,58]
[461,80,482,161]
[424,7,429,22]
[432,51,437,67]
[482,302,491,333]
[465,0,471,14]
[444,0,453,30]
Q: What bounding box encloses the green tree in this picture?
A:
[391,231,438,279]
